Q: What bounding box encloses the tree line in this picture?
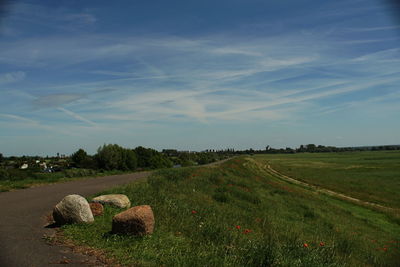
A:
[1,143,399,172]
[71,145,174,171]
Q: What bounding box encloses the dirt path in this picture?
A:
[0,171,150,267]
[264,163,398,213]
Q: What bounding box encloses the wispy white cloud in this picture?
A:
[58,107,97,127]
[0,71,25,84]
[0,113,37,124]
[0,113,80,136]
[339,38,399,45]
[5,2,97,32]
[345,25,400,32]
[351,48,400,62]
[33,94,84,108]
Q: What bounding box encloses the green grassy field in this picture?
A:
[0,169,127,192]
[256,151,400,209]
[61,155,400,266]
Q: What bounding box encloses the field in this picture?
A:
[257,151,400,209]
[0,169,125,192]
[60,152,400,266]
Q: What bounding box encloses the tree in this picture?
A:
[96,144,137,171]
[134,146,172,169]
[0,153,3,163]
[96,144,123,170]
[306,144,316,152]
[71,149,88,168]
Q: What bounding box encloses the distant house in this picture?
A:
[20,163,28,169]
[39,162,47,170]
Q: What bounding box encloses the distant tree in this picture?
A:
[306,144,316,152]
[96,144,137,171]
[96,144,123,170]
[80,155,98,169]
[135,146,172,169]
[0,153,3,163]
[71,149,88,168]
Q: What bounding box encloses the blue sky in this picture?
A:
[0,0,399,156]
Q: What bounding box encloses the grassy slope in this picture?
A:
[62,156,400,266]
[257,151,400,208]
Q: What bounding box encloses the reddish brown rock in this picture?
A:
[89,202,104,216]
[112,205,154,236]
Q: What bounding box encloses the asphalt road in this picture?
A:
[0,171,150,267]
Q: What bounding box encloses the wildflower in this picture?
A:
[319,242,325,247]
[383,247,388,251]
[191,210,197,214]
[235,225,241,230]
[243,229,252,234]
[303,243,309,248]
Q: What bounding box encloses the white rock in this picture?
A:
[92,194,131,208]
[53,194,94,225]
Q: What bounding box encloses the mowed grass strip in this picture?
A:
[62,157,400,266]
[258,151,400,209]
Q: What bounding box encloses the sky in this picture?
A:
[0,0,399,156]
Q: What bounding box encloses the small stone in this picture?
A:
[92,194,131,208]
[112,205,154,236]
[53,194,94,225]
[89,202,104,216]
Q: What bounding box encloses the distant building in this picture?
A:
[20,163,28,169]
[39,162,47,169]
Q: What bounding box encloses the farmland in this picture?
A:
[257,151,400,209]
[61,152,400,266]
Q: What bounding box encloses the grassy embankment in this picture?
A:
[0,169,127,192]
[61,154,400,266]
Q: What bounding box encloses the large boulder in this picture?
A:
[53,194,94,225]
[89,202,104,216]
[92,194,131,208]
[112,205,155,236]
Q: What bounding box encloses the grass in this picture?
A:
[255,151,400,209]
[61,156,400,266]
[0,168,129,192]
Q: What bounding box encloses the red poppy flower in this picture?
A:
[243,229,252,234]
[191,210,197,214]
[235,225,241,230]
[319,242,325,247]
[303,243,309,248]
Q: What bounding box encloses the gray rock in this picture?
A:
[53,194,94,225]
[92,194,131,208]
[112,205,155,236]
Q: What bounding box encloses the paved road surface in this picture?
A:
[0,171,150,267]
